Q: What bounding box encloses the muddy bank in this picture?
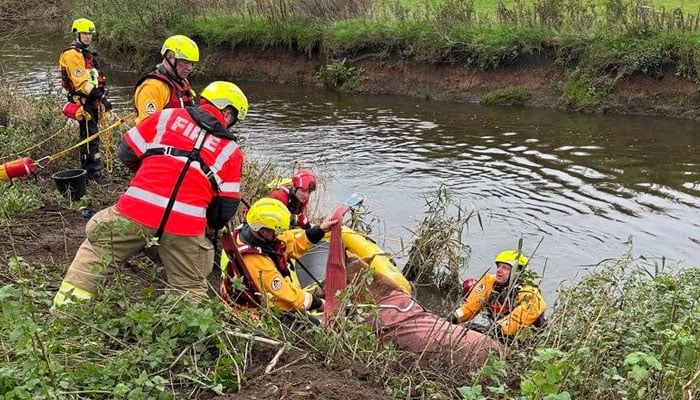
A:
[202,48,700,121]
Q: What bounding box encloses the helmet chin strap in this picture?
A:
[75,33,88,48]
[165,55,183,81]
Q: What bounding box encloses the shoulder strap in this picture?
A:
[154,126,208,239]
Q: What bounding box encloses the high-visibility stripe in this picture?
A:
[303,292,313,310]
[219,182,241,193]
[152,108,174,145]
[53,281,93,306]
[124,187,206,218]
[126,126,148,154]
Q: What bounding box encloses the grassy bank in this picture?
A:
[5,0,700,112]
[86,0,700,108]
[1,90,699,399]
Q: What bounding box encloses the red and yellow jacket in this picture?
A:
[116,104,242,236]
[452,273,546,336]
[221,226,324,312]
[268,186,310,229]
[133,65,195,124]
[59,42,105,101]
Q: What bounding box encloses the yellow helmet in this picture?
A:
[494,250,529,270]
[72,18,96,34]
[246,198,290,235]
[161,35,199,62]
[200,81,249,122]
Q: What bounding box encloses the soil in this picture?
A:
[202,48,700,121]
[5,44,697,400]
[0,175,399,400]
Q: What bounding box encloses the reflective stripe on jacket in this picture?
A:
[115,105,242,236]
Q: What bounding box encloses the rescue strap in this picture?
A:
[153,127,208,239]
[142,146,219,192]
[324,204,350,324]
[33,112,135,169]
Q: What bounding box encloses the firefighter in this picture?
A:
[449,250,547,339]
[267,169,317,229]
[133,35,199,124]
[53,81,249,307]
[59,18,112,182]
[220,198,338,315]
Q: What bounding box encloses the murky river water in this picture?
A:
[2,35,699,304]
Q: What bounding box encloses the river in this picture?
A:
[2,34,699,304]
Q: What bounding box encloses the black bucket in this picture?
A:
[52,168,87,201]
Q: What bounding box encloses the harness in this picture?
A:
[60,44,104,98]
[134,66,195,109]
[143,107,232,238]
[486,283,548,328]
[220,226,291,308]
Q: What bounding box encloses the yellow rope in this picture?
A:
[38,112,135,168]
[0,123,70,163]
[98,105,114,173]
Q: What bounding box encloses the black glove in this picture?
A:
[88,87,103,100]
[102,97,113,111]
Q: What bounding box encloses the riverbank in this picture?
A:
[6,0,700,121]
[203,47,700,120]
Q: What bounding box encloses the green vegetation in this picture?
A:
[2,2,700,397]
[6,0,700,107]
[71,0,700,108]
[480,86,530,106]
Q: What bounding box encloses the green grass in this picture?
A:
[398,0,700,15]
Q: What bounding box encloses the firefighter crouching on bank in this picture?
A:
[53,81,249,307]
[220,198,338,316]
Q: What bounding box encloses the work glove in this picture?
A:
[75,106,92,121]
[101,97,113,111]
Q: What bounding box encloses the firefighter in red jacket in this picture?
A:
[134,35,198,124]
[449,250,547,339]
[267,169,317,229]
[59,18,112,182]
[53,81,249,307]
[220,198,338,314]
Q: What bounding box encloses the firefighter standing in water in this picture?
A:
[220,198,338,315]
[59,18,112,182]
[449,250,547,339]
[268,169,317,229]
[133,35,199,124]
[53,81,248,307]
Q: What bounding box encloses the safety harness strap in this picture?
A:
[142,146,219,192]
[220,230,261,308]
[153,128,207,239]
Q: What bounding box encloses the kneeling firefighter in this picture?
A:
[220,198,338,315]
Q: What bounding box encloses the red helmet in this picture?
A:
[462,278,478,296]
[292,169,317,191]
